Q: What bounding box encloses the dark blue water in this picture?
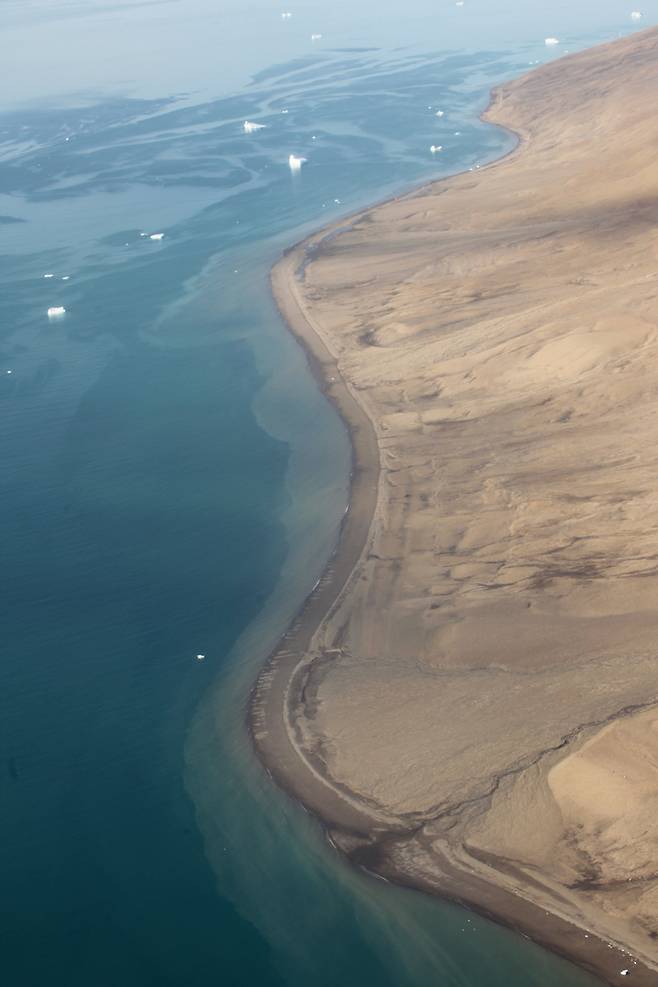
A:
[2,2,655,985]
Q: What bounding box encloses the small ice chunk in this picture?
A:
[43,273,54,278]
[288,153,307,172]
[545,37,560,45]
[196,654,206,661]
[140,232,148,237]
[430,145,443,153]
[149,233,164,240]
[47,306,66,318]
[281,109,289,114]
[311,33,322,41]
[6,369,13,375]
[456,1,464,6]
[334,198,341,204]
[631,11,643,21]
[435,110,444,117]
[281,11,292,19]
[243,120,266,134]
[61,276,70,281]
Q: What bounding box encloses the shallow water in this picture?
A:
[1,2,655,984]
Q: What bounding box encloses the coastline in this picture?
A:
[249,30,658,987]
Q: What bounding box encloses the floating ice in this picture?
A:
[545,37,560,45]
[281,109,289,114]
[6,369,13,375]
[430,145,443,153]
[43,273,54,278]
[61,275,70,281]
[196,654,206,662]
[631,11,643,21]
[281,11,292,19]
[288,153,307,172]
[47,306,66,318]
[435,110,444,117]
[311,33,322,41]
[243,120,266,134]
[149,233,164,240]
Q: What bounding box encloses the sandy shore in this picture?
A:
[250,28,658,986]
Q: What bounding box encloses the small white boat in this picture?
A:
[196,654,206,662]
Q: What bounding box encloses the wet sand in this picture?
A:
[250,27,658,986]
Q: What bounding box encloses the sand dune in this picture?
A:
[252,27,658,985]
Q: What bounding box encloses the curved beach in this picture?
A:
[250,28,658,986]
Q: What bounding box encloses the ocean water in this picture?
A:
[1,2,655,985]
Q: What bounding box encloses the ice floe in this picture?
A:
[43,273,54,278]
[435,110,445,117]
[631,11,643,21]
[430,145,443,153]
[149,233,164,240]
[47,306,66,318]
[288,153,307,172]
[545,37,560,45]
[243,120,266,134]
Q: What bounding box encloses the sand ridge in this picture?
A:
[251,27,658,986]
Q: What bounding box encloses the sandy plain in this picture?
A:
[250,27,658,986]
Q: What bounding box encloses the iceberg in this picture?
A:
[430,145,443,154]
[631,11,643,20]
[47,306,66,318]
[288,153,307,172]
[243,120,266,134]
[149,233,164,241]
[545,37,560,45]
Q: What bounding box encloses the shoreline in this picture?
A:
[248,38,658,987]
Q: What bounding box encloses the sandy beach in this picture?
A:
[250,27,658,986]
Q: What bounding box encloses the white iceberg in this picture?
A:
[631,11,643,20]
[243,120,266,134]
[149,233,164,241]
[47,306,66,318]
[311,33,322,41]
[545,37,560,45]
[435,110,445,117]
[430,145,443,153]
[288,153,307,172]
[281,11,292,18]
[43,273,54,278]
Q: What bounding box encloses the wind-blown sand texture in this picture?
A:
[251,28,658,985]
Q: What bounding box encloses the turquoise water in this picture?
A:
[2,2,655,984]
